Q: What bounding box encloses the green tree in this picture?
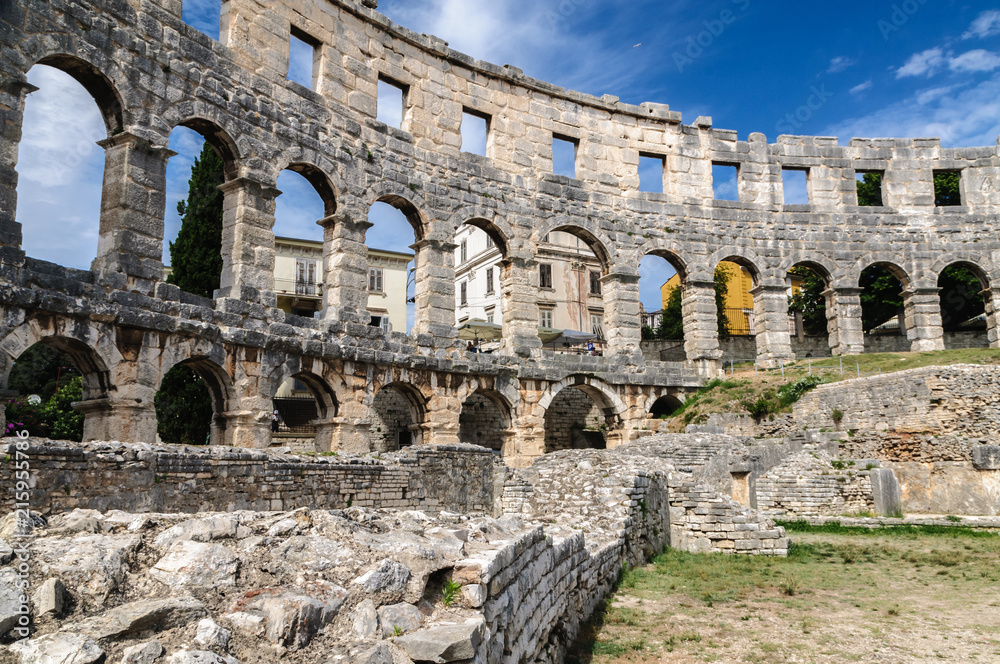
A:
[788,266,828,336]
[860,265,904,332]
[7,344,76,403]
[39,376,84,441]
[856,172,883,207]
[656,285,684,340]
[938,266,985,330]
[934,171,961,207]
[154,365,214,445]
[167,143,225,298]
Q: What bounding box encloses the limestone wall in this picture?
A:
[0,439,498,516]
[755,450,876,517]
[542,387,605,452]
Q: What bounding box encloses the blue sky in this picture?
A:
[14,1,1000,313]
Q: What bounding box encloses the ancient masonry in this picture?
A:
[2,0,1000,463]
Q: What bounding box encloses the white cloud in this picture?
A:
[963,9,1000,40]
[828,56,854,74]
[849,80,873,95]
[948,49,1000,73]
[895,48,945,78]
[824,71,1000,149]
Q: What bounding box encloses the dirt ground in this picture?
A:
[567,524,1000,664]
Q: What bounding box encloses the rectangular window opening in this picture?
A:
[288,26,321,90]
[552,134,578,179]
[460,281,468,306]
[712,163,740,201]
[486,268,495,294]
[377,77,407,129]
[539,264,553,290]
[461,109,490,157]
[460,240,468,265]
[183,0,222,40]
[933,170,962,207]
[368,267,384,292]
[539,309,554,329]
[638,154,666,193]
[590,313,604,338]
[856,170,884,207]
[782,168,810,205]
[589,270,602,296]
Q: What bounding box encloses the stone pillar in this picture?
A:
[824,287,865,356]
[601,270,642,357]
[219,410,271,449]
[750,284,795,366]
[499,253,543,358]
[319,213,372,323]
[410,236,457,341]
[983,287,1000,349]
[73,398,157,443]
[92,132,175,293]
[680,280,722,376]
[902,287,945,352]
[216,177,280,302]
[0,77,37,271]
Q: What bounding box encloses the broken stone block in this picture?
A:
[0,539,12,564]
[377,602,424,636]
[154,515,241,548]
[10,632,104,664]
[121,640,164,664]
[395,618,486,663]
[76,596,206,640]
[972,445,1000,470]
[357,642,394,664]
[0,568,27,636]
[166,651,240,664]
[33,534,140,605]
[354,559,410,594]
[351,599,378,638]
[149,541,239,588]
[870,468,903,517]
[265,518,298,538]
[32,577,66,619]
[194,617,231,650]
[230,585,346,650]
[222,611,264,637]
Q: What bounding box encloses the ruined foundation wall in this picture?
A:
[755,450,876,517]
[0,439,498,516]
[542,388,604,452]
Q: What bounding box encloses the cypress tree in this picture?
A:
[167,143,225,298]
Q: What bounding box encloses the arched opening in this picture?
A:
[713,258,760,361]
[273,371,337,450]
[2,338,110,441]
[17,60,114,268]
[458,391,511,455]
[639,251,686,361]
[543,385,616,453]
[455,219,507,350]
[536,227,610,354]
[938,263,989,349]
[367,200,418,335]
[787,262,833,357]
[163,121,239,298]
[649,395,683,419]
[860,263,907,352]
[369,383,425,452]
[274,166,335,318]
[154,357,233,446]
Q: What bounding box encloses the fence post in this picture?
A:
[808,359,812,376]
[856,362,861,378]
[840,356,844,376]
[780,361,785,380]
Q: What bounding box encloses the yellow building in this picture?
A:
[660,261,757,335]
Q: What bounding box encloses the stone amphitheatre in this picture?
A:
[1,0,1000,662]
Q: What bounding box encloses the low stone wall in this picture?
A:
[889,462,1000,516]
[755,450,876,517]
[793,364,1000,436]
[0,439,498,516]
[865,331,988,353]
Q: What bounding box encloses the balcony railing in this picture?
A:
[275,278,321,298]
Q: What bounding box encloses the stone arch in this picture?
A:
[27,52,128,134]
[648,394,683,418]
[928,255,993,288]
[272,148,344,217]
[537,375,626,415]
[161,110,243,181]
[778,252,839,285]
[268,362,339,421]
[531,218,615,271]
[449,208,513,257]
[540,376,624,453]
[846,255,914,291]
[365,183,430,242]
[641,246,696,283]
[161,355,237,420]
[708,247,769,286]
[458,388,514,454]
[369,381,427,452]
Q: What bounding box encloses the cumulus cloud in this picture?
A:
[948,49,1000,74]
[849,80,873,95]
[896,48,946,78]
[963,9,1000,40]
[827,56,855,74]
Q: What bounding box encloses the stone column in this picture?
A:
[750,284,795,366]
[681,280,722,375]
[218,409,271,449]
[601,270,642,358]
[92,133,175,293]
[499,253,543,358]
[983,287,1000,349]
[216,177,280,303]
[0,77,37,270]
[824,287,865,356]
[73,398,157,443]
[318,213,372,323]
[410,236,457,341]
[902,287,945,351]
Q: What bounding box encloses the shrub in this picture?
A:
[5,396,48,437]
[39,376,84,441]
[742,395,778,423]
[776,375,824,408]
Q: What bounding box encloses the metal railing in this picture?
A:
[274,278,321,297]
[273,396,318,435]
[721,308,755,337]
[720,356,885,381]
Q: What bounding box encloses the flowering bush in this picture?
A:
[5,395,47,437]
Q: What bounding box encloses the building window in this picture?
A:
[461,109,490,156]
[539,263,553,289]
[782,168,810,205]
[486,312,494,324]
[288,26,321,90]
[591,313,604,338]
[368,267,384,292]
[856,170,885,207]
[589,270,602,296]
[369,314,391,334]
[485,268,494,294]
[460,281,468,306]
[295,258,318,295]
[712,163,740,201]
[486,234,494,248]
[460,240,468,264]
[539,309,553,328]
[376,76,407,128]
[552,134,578,178]
[639,153,666,193]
